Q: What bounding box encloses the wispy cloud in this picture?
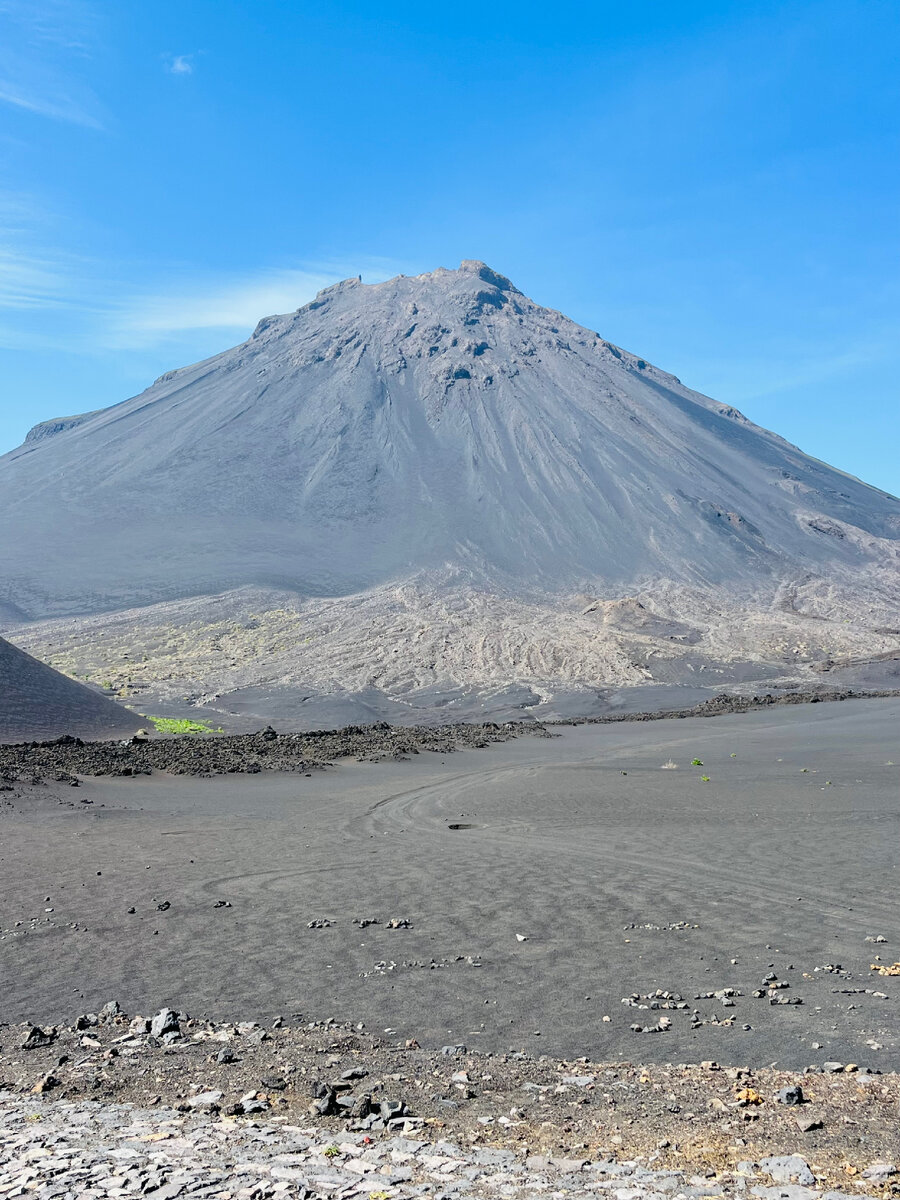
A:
[104,261,408,348]
[0,0,103,126]
[0,245,71,309]
[107,269,338,345]
[0,191,93,314]
[0,79,101,126]
[0,214,406,352]
[165,53,194,76]
[0,0,97,51]
[684,321,900,415]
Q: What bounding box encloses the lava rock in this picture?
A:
[22,1026,57,1050]
[149,1008,179,1039]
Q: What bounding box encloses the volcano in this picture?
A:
[1,261,898,724]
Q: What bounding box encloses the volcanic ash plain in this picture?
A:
[2,698,898,1071]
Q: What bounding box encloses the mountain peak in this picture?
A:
[1,262,897,623]
[456,260,520,292]
[312,275,363,301]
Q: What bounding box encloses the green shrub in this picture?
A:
[145,716,223,736]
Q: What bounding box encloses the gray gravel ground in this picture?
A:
[1,1086,894,1200]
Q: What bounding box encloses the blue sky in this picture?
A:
[1,0,898,494]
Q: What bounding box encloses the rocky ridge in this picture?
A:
[0,718,542,775]
[0,689,894,778]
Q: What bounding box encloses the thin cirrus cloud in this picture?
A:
[705,330,900,405]
[0,191,95,314]
[0,0,103,126]
[0,203,90,313]
[0,246,71,310]
[100,264,410,350]
[0,240,104,352]
[107,269,339,346]
[104,263,408,348]
[0,214,407,352]
[0,75,102,127]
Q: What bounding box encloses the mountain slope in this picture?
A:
[0,636,143,743]
[1,260,897,620]
[1,261,898,726]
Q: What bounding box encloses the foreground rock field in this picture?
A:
[1,1006,898,1200]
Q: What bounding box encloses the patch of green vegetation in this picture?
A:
[691,758,704,766]
[145,716,224,736]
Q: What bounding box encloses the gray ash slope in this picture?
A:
[0,636,142,743]
[2,260,897,615]
[1,261,898,723]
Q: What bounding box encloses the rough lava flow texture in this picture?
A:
[1,262,898,725]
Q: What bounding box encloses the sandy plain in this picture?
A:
[2,698,899,1072]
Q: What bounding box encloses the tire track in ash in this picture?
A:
[356,720,713,833]
[356,728,899,935]
[196,709,897,933]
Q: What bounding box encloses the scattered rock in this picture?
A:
[22,1026,56,1050]
[870,961,900,976]
[862,1163,897,1181]
[796,1116,823,1133]
[30,1073,59,1094]
[149,1008,179,1039]
[759,1154,816,1186]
